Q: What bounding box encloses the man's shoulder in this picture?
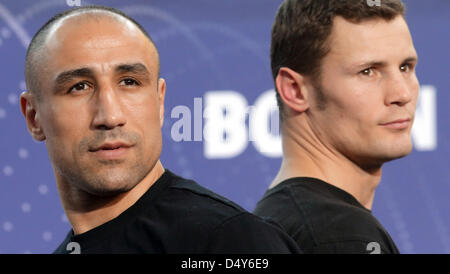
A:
[253,177,398,253]
[254,177,377,230]
[255,182,380,237]
[162,172,246,218]
[154,171,269,236]
[171,176,245,211]
[299,203,398,253]
[142,170,301,253]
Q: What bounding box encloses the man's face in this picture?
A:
[33,15,165,196]
[307,15,419,168]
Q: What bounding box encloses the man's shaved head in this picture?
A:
[20,5,166,199]
[25,5,159,99]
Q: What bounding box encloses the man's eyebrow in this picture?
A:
[54,67,95,87]
[115,63,150,76]
[352,60,387,70]
[351,56,418,71]
[402,56,418,64]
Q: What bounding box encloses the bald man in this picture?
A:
[20,6,300,254]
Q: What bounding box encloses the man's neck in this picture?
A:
[56,161,165,235]
[272,127,382,210]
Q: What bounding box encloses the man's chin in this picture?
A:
[377,145,413,164]
[90,185,132,197]
[81,180,135,197]
[353,144,413,171]
[77,170,139,197]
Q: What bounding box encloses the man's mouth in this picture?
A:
[380,118,411,130]
[90,142,131,152]
[89,142,133,159]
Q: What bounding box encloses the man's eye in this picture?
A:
[119,78,139,86]
[400,64,411,73]
[68,82,89,93]
[360,68,374,76]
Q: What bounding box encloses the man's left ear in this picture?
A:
[157,78,166,127]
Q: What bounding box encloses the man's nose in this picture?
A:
[384,71,416,107]
[91,84,126,130]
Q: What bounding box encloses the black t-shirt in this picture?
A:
[253,177,400,254]
[53,169,301,254]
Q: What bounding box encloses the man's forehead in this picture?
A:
[45,12,143,48]
[334,15,409,39]
[35,12,160,89]
[327,15,415,63]
[42,12,158,68]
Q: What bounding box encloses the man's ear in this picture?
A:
[275,67,311,114]
[20,92,46,141]
[157,78,166,128]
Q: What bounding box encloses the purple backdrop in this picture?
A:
[0,0,449,253]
